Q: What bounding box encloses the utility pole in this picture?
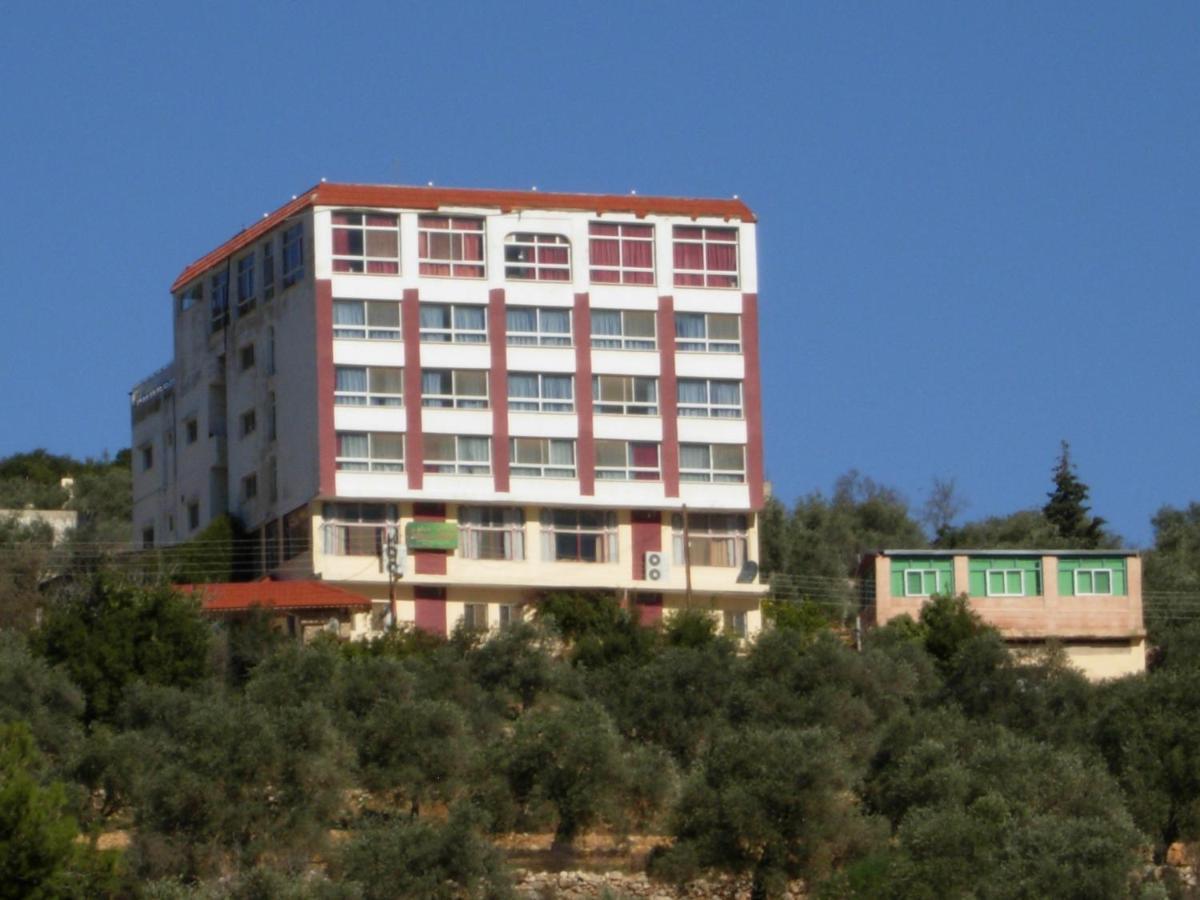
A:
[682,503,693,605]
[385,524,402,628]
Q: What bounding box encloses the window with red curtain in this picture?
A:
[418,216,485,278]
[589,222,655,285]
[673,226,739,288]
[332,211,400,274]
[630,441,661,480]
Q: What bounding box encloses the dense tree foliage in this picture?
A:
[1043,440,1109,547]
[5,582,1200,897]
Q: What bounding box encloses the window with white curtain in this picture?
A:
[505,306,571,346]
[677,379,743,418]
[540,509,618,562]
[335,432,405,472]
[510,437,576,478]
[459,506,525,560]
[508,372,574,412]
[335,366,404,406]
[671,512,748,568]
[423,435,491,475]
[321,502,395,556]
[333,299,401,340]
[590,308,656,350]
[674,312,741,352]
[679,443,746,483]
[421,369,488,408]
[419,303,487,343]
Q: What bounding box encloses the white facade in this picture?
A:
[132,183,766,637]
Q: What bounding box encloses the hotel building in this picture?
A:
[130,183,766,638]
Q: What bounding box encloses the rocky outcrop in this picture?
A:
[513,869,807,899]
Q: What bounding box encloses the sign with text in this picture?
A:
[405,521,459,550]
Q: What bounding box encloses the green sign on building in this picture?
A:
[406,521,459,550]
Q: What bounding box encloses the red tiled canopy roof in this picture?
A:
[170,182,756,291]
[180,580,372,613]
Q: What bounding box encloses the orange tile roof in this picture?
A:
[170,182,756,291]
[180,580,372,612]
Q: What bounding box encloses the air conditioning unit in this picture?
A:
[644,550,666,582]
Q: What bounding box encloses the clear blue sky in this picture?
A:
[1,2,1195,546]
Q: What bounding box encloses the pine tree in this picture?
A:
[1042,441,1106,547]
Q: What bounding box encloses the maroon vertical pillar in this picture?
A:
[315,279,336,495]
[413,585,447,636]
[657,295,679,497]
[573,292,595,495]
[402,288,424,489]
[413,501,447,575]
[488,288,510,493]
[742,292,764,510]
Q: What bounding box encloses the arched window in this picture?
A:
[504,233,571,282]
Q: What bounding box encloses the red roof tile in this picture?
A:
[170,182,756,291]
[179,580,372,612]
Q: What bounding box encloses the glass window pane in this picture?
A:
[541,309,570,334]
[624,310,655,337]
[370,368,403,394]
[508,374,538,398]
[367,301,399,328]
[595,441,626,467]
[709,315,740,339]
[456,371,487,396]
[338,432,368,457]
[713,445,745,470]
[680,444,710,469]
[455,306,485,330]
[336,367,367,392]
[372,433,404,459]
[425,435,455,459]
[507,308,536,332]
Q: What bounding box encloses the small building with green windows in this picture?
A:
[861,549,1145,680]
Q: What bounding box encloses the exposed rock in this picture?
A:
[513,869,806,899]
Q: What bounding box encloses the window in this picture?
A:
[140,444,153,471]
[672,513,748,568]
[267,457,278,502]
[723,610,748,638]
[240,409,257,437]
[262,239,275,301]
[334,366,404,406]
[589,222,654,284]
[462,603,488,632]
[282,222,304,288]
[459,506,525,560]
[421,369,488,409]
[541,509,618,562]
[423,435,491,475]
[418,215,485,277]
[510,437,576,478]
[185,418,198,444]
[596,440,660,480]
[141,525,155,549]
[675,312,741,353]
[1075,569,1114,596]
[322,502,394,556]
[267,393,276,441]
[239,343,255,371]
[267,327,276,375]
[677,379,743,418]
[590,309,656,350]
[673,226,739,288]
[331,211,400,274]
[242,473,258,500]
[505,306,571,346]
[210,270,229,332]
[593,375,658,415]
[236,254,255,313]
[508,373,574,412]
[283,505,310,559]
[498,604,518,628]
[419,303,487,343]
[187,501,200,532]
[680,444,746,483]
[333,299,401,340]
[335,432,405,472]
[985,569,1026,597]
[904,569,942,597]
[505,233,571,281]
[180,282,202,312]
[264,519,280,569]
